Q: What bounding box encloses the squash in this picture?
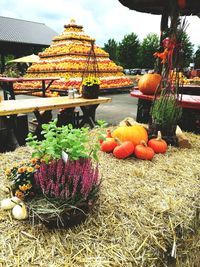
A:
[101,138,118,153]
[99,129,112,144]
[113,140,135,159]
[112,121,148,146]
[134,141,155,160]
[148,131,168,153]
[138,73,162,95]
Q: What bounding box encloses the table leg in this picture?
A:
[42,80,54,97]
[33,110,53,140]
[57,108,77,127]
[79,105,98,128]
[0,116,19,152]
[1,82,16,100]
[136,99,152,123]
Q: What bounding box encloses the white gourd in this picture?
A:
[12,203,28,220]
[1,197,21,210]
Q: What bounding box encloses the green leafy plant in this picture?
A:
[151,94,182,126]
[26,119,100,162]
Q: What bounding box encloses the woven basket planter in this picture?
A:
[82,84,99,99]
[28,198,97,229]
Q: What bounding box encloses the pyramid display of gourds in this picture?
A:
[14,19,133,95]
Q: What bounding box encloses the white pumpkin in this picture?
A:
[12,202,28,220]
[1,197,21,210]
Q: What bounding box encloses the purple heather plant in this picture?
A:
[34,158,100,204]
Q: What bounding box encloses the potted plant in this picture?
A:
[149,5,187,145]
[6,120,101,229]
[81,76,100,99]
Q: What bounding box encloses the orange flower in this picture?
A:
[153,49,168,64]
[35,164,40,169]
[18,167,25,173]
[19,183,32,191]
[27,167,34,173]
[15,190,24,200]
[30,158,38,165]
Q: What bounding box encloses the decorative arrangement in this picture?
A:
[148,2,187,145]
[99,120,168,161]
[14,19,133,95]
[2,120,101,229]
[80,40,100,99]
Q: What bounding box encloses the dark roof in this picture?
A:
[0,16,57,46]
[118,0,200,15]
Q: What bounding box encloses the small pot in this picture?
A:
[82,84,99,99]
[148,122,178,146]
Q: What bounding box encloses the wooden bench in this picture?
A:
[0,96,112,152]
[130,89,200,133]
[0,77,60,99]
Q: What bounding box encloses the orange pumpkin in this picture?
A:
[113,141,135,159]
[148,131,168,154]
[101,138,118,153]
[112,121,148,146]
[134,141,155,160]
[138,73,162,95]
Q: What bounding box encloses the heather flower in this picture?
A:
[34,158,100,204]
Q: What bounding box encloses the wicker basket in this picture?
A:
[28,198,96,229]
[82,84,99,99]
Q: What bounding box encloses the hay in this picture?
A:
[0,131,200,267]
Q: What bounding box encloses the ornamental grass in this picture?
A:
[0,129,200,266]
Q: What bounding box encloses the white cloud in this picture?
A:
[0,0,200,50]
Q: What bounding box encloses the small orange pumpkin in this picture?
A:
[112,121,148,146]
[101,138,118,153]
[113,140,135,159]
[148,131,168,154]
[138,73,162,95]
[99,129,112,144]
[134,141,155,160]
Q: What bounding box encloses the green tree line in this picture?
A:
[102,32,200,69]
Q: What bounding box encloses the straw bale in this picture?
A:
[0,131,200,267]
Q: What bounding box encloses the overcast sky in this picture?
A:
[1,0,200,50]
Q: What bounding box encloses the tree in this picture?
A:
[181,32,194,68]
[118,33,140,68]
[103,38,118,64]
[139,33,160,69]
[194,45,200,68]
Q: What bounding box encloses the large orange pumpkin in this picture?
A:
[138,73,162,95]
[112,123,148,146]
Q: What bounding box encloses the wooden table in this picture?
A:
[130,89,200,133]
[0,96,112,152]
[131,89,200,109]
[0,77,60,99]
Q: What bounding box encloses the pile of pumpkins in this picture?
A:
[100,123,167,160]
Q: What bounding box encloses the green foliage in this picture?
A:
[26,120,100,162]
[194,45,200,68]
[180,31,194,68]
[103,38,119,64]
[118,33,140,68]
[151,94,182,126]
[138,33,160,68]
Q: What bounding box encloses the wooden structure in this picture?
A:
[118,1,200,15]
[0,96,111,152]
[0,77,60,99]
[0,16,57,72]
[130,89,200,133]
